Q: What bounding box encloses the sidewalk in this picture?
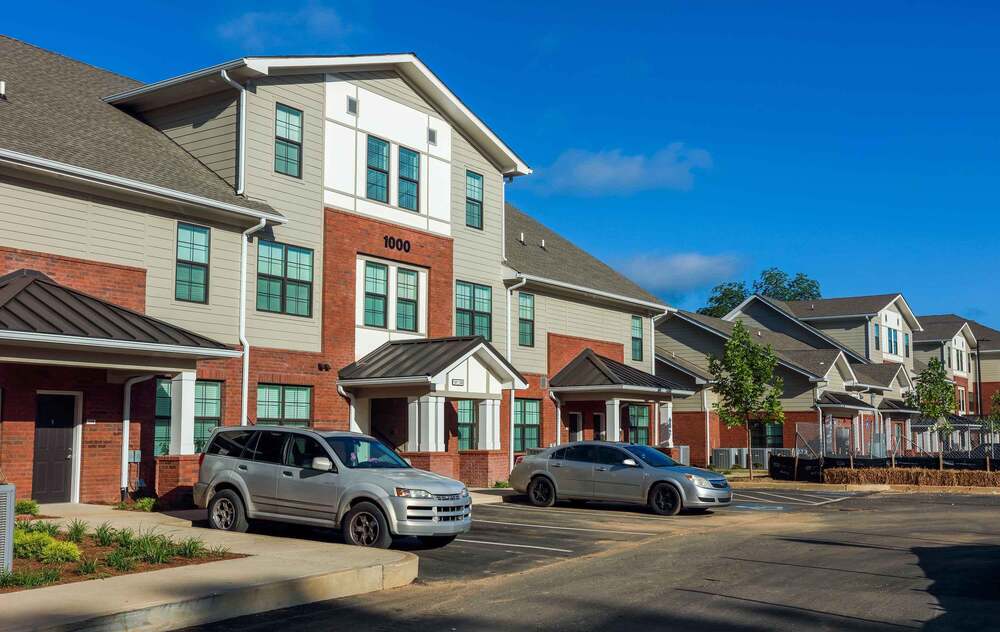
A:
[469,488,517,505]
[3,503,417,632]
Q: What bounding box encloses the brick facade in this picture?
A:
[547,333,624,375]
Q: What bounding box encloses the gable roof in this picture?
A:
[785,293,922,331]
[549,348,690,394]
[914,314,976,345]
[105,53,529,177]
[966,319,1000,352]
[0,37,279,222]
[852,363,910,389]
[505,203,665,310]
[0,269,234,354]
[817,391,874,410]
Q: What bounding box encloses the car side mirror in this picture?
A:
[622,458,638,467]
[311,456,335,472]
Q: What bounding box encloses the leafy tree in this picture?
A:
[906,358,957,467]
[697,281,748,318]
[785,272,822,302]
[699,268,821,317]
[708,320,785,480]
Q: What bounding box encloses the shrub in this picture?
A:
[133,497,156,512]
[492,480,511,489]
[114,527,136,548]
[823,467,1000,487]
[66,519,88,544]
[130,530,175,564]
[175,537,207,559]
[76,557,99,575]
[15,499,39,516]
[0,568,60,588]
[94,522,115,547]
[104,548,136,572]
[208,545,229,557]
[17,520,60,536]
[40,540,81,564]
[13,531,55,560]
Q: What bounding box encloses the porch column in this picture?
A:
[605,398,621,442]
[410,395,446,452]
[478,399,501,450]
[660,401,674,447]
[353,397,370,434]
[169,370,196,455]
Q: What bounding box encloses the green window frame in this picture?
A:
[366,136,390,203]
[626,405,650,445]
[518,293,534,347]
[631,316,644,362]
[396,268,418,332]
[457,400,478,451]
[904,332,910,358]
[364,261,389,328]
[274,103,303,178]
[153,379,173,456]
[513,399,541,452]
[175,223,209,303]
[398,147,420,211]
[256,240,314,317]
[153,379,222,453]
[465,171,483,229]
[257,384,312,427]
[456,281,491,340]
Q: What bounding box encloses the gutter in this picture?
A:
[104,59,247,103]
[513,273,672,313]
[0,330,241,357]
[219,70,247,195]
[121,374,155,501]
[549,391,562,446]
[239,219,267,425]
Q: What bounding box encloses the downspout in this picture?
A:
[549,391,562,447]
[337,384,357,432]
[506,276,528,473]
[240,218,267,425]
[121,374,155,501]
[702,389,711,467]
[650,310,670,374]
[219,69,246,195]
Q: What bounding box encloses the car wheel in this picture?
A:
[418,535,457,548]
[208,489,249,532]
[343,501,393,548]
[649,483,682,516]
[527,476,556,507]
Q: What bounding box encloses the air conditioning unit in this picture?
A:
[0,484,13,572]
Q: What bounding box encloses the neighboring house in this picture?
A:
[913,315,978,415]
[967,319,1000,417]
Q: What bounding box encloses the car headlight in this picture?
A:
[685,474,713,489]
[395,487,434,498]
[460,487,469,498]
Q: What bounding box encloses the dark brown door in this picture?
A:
[32,394,76,503]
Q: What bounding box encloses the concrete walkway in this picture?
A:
[3,503,417,632]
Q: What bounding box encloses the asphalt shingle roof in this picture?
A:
[784,294,901,319]
[852,363,905,388]
[914,315,967,343]
[817,391,873,409]
[0,36,274,216]
[505,203,662,306]
[966,319,1000,351]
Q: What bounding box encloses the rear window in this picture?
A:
[206,429,255,458]
[247,430,288,464]
[564,445,595,462]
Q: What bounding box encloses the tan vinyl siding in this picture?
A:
[655,316,725,373]
[811,318,869,360]
[822,364,847,393]
[243,74,325,352]
[0,173,241,343]
[452,130,507,355]
[141,91,238,188]
[979,355,1000,382]
[781,371,817,410]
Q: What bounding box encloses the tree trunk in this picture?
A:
[939,449,944,471]
[746,424,754,482]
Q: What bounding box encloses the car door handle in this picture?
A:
[595,466,610,471]
[237,464,248,471]
[550,462,563,468]
[282,471,293,477]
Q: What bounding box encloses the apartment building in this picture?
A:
[913,315,978,415]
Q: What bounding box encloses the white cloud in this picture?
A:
[615,252,741,294]
[532,143,712,196]
[217,2,353,49]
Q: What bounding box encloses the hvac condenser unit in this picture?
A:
[0,484,13,572]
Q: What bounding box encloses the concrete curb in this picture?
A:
[469,488,513,505]
[729,480,1000,494]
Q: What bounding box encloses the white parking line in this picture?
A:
[484,503,678,522]
[732,493,784,504]
[455,539,573,553]
[734,490,851,506]
[474,518,655,537]
[749,490,824,504]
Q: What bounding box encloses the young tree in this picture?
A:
[981,391,1000,454]
[708,320,785,480]
[906,358,957,469]
[698,281,748,318]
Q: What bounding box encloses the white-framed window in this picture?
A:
[354,256,427,334]
[958,387,966,413]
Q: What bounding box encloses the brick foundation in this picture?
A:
[402,452,459,480]
[457,450,508,487]
[154,454,201,508]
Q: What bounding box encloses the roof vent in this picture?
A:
[810,303,815,310]
[518,232,525,244]
[0,81,6,101]
[540,239,546,249]
[346,95,358,115]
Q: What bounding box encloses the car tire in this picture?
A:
[418,535,457,548]
[649,483,682,516]
[208,489,249,532]
[527,476,556,507]
[343,501,393,548]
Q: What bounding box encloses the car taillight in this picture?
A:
[198,452,206,468]
[514,455,524,465]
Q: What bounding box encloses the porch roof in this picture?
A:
[879,397,920,415]
[817,391,875,410]
[0,269,237,358]
[549,348,693,396]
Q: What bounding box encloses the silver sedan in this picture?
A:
[509,441,731,515]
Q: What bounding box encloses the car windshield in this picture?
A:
[626,445,679,467]
[325,436,410,469]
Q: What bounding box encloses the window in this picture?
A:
[256,241,314,317]
[456,281,491,340]
[626,405,650,445]
[904,333,910,358]
[285,435,330,469]
[398,147,420,211]
[257,385,312,427]
[958,388,966,413]
[518,293,535,347]
[874,323,881,351]
[946,347,952,368]
[274,104,303,177]
[627,445,679,467]
[395,268,419,332]
[194,381,222,452]
[366,136,390,202]
[206,429,255,458]
[465,171,483,229]
[564,444,595,462]
[596,446,629,466]
[364,261,389,328]
[249,430,288,464]
[175,223,209,303]
[457,400,478,450]
[325,435,410,469]
[153,379,172,456]
[884,328,899,355]
[631,316,644,362]
[513,399,541,452]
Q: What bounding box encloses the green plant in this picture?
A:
[103,548,136,572]
[133,497,156,512]
[908,358,959,468]
[66,519,88,544]
[492,480,511,488]
[94,522,115,547]
[130,530,175,564]
[76,557,99,575]
[114,500,129,511]
[208,545,229,557]
[40,540,82,564]
[17,520,60,536]
[175,537,207,559]
[15,499,39,516]
[13,530,55,559]
[114,527,136,548]
[0,568,60,588]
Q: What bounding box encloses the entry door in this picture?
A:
[33,394,76,503]
[593,413,605,441]
[568,412,583,442]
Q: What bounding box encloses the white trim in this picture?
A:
[104,59,246,102]
[36,390,83,504]
[816,402,875,412]
[0,330,241,358]
[436,343,528,389]
[0,148,285,224]
[337,376,432,387]
[513,273,671,313]
[218,69,246,195]
[548,384,692,396]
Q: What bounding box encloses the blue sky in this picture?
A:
[6,1,1000,324]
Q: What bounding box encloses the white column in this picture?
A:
[169,370,196,455]
[353,397,370,434]
[653,402,660,445]
[605,399,621,442]
[412,395,446,452]
[661,401,674,447]
[478,399,501,450]
[406,397,420,452]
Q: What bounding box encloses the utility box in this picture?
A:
[0,484,13,573]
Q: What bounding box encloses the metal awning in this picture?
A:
[817,391,875,410]
[549,349,693,396]
[879,398,921,415]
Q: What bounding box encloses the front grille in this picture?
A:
[698,496,716,503]
[710,480,728,489]
[406,502,471,522]
[717,496,732,503]
[433,493,463,501]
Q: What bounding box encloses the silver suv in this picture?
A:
[194,426,470,548]
[509,441,731,515]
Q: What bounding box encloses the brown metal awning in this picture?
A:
[549,349,693,396]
